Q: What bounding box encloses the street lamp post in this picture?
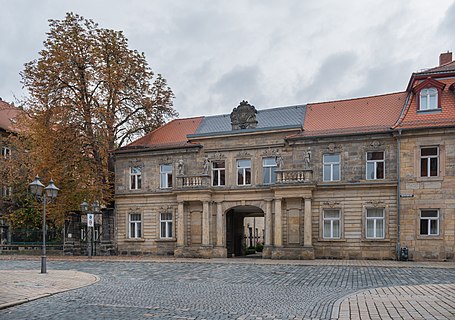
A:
[29,176,60,274]
[80,200,100,258]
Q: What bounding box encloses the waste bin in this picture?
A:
[400,247,409,261]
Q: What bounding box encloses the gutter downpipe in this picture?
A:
[396,129,402,260]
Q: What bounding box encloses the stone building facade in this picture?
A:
[114,53,455,261]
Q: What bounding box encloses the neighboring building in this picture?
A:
[394,51,455,261]
[114,53,455,261]
[0,99,22,244]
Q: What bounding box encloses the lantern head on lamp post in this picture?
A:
[29,176,60,274]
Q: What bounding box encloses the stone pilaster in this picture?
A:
[216,201,224,247]
[202,201,210,246]
[304,198,312,247]
[177,201,185,246]
[274,198,282,247]
[265,199,273,246]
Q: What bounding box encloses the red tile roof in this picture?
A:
[394,78,455,130]
[123,117,203,149]
[0,100,22,132]
[421,60,455,74]
[294,92,407,137]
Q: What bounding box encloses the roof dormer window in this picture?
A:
[419,88,438,110]
[412,77,445,112]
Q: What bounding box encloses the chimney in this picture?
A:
[439,51,452,66]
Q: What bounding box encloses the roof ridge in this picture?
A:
[307,91,406,106]
[419,60,455,73]
[200,104,306,119]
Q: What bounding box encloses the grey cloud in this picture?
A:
[210,65,264,104]
[349,59,413,98]
[439,1,455,35]
[295,52,358,103]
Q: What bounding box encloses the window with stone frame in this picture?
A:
[323,209,341,239]
[262,157,277,184]
[419,88,438,111]
[365,208,385,239]
[212,160,225,186]
[128,213,142,238]
[160,212,173,238]
[237,159,251,185]
[1,185,12,198]
[130,166,142,190]
[1,146,11,158]
[366,151,384,180]
[420,209,439,236]
[160,164,173,188]
[323,153,340,182]
[420,147,439,177]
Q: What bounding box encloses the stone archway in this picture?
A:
[225,205,264,257]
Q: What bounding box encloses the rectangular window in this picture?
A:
[366,208,385,239]
[420,210,439,236]
[366,151,385,180]
[323,153,340,182]
[160,212,173,238]
[212,160,225,186]
[129,213,142,238]
[323,209,341,239]
[1,146,11,158]
[262,157,277,184]
[237,159,251,185]
[419,88,438,110]
[2,186,12,198]
[420,147,438,177]
[160,164,173,188]
[130,167,142,190]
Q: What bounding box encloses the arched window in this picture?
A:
[419,88,438,110]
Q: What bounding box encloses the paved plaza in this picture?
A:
[0,257,454,319]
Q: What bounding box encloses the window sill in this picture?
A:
[362,238,389,242]
[417,108,441,114]
[156,238,176,242]
[416,176,443,182]
[417,235,443,240]
[318,238,346,242]
[125,238,145,242]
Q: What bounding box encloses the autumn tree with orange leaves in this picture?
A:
[8,12,176,226]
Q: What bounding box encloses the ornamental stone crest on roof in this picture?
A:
[230,100,258,130]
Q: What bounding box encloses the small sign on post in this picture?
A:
[87,213,94,227]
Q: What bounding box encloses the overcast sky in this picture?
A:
[1,0,454,118]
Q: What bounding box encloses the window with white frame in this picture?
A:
[366,151,384,180]
[160,164,173,188]
[160,212,173,238]
[262,157,277,184]
[420,147,438,177]
[366,208,385,239]
[1,146,11,158]
[419,88,438,110]
[2,186,12,198]
[237,159,251,185]
[212,160,225,186]
[323,153,340,182]
[420,210,439,236]
[130,167,142,190]
[128,213,142,238]
[323,209,341,239]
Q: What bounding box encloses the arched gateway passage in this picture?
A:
[226,205,264,257]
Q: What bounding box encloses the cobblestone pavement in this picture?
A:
[0,258,454,319]
[335,283,455,320]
